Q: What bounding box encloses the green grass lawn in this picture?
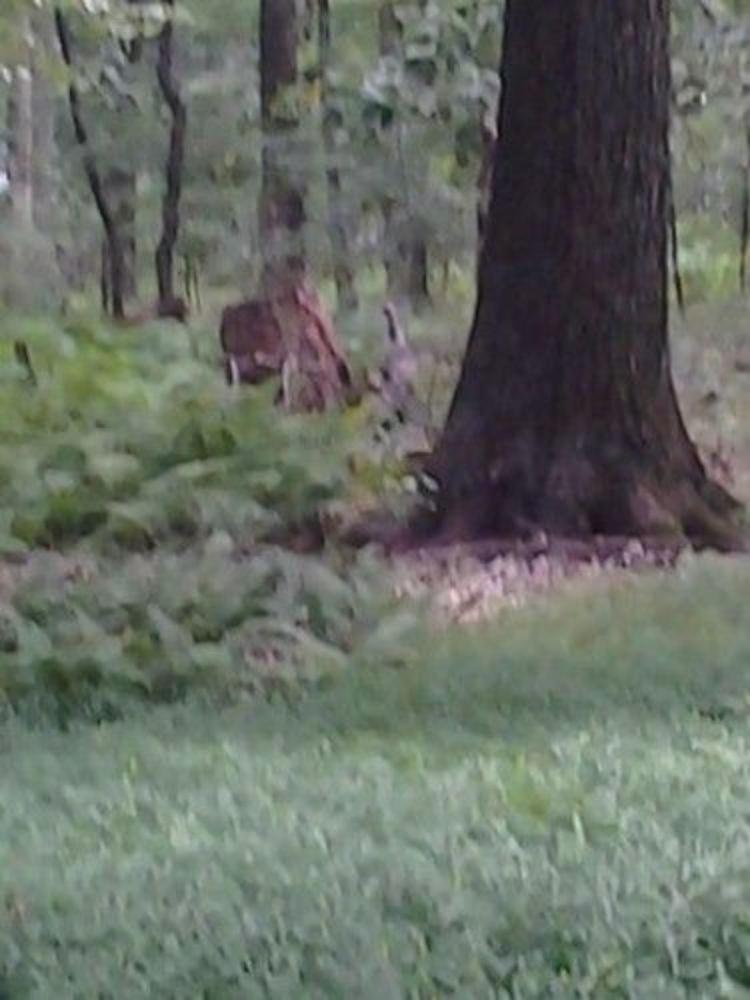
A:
[2,556,750,998]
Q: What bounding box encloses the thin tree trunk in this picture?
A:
[100,241,111,314]
[101,24,145,306]
[740,125,750,294]
[54,7,126,319]
[31,9,58,235]
[379,2,401,303]
[101,169,138,309]
[155,0,187,307]
[378,3,429,311]
[7,22,34,231]
[405,235,429,307]
[429,0,742,552]
[259,0,305,293]
[318,0,358,312]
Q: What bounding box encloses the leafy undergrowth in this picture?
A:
[0,309,417,714]
[0,544,418,722]
[0,310,409,557]
[1,298,746,562]
[2,557,750,996]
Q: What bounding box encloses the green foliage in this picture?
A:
[0,308,422,714]
[672,0,750,297]
[0,310,380,553]
[0,543,411,721]
[677,215,740,304]
[1,3,749,989]
[0,224,61,313]
[1,559,750,994]
[1,0,745,305]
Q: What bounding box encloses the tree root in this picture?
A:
[675,482,748,554]
[393,533,685,567]
[406,457,748,558]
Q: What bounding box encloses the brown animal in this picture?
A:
[219,299,285,386]
[217,292,433,429]
[219,283,353,411]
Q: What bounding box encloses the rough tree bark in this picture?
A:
[429,0,743,551]
[476,119,495,259]
[55,7,127,319]
[155,0,187,309]
[319,0,358,312]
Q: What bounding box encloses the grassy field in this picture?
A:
[0,297,749,996]
[2,559,750,996]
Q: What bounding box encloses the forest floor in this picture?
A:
[0,297,749,995]
[386,296,750,624]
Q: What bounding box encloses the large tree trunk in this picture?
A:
[429,0,743,551]
[476,119,495,260]
[154,0,187,310]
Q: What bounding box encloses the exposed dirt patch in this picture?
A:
[391,536,695,624]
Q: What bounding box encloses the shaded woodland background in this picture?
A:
[3,0,750,318]
[0,1,748,714]
[1,3,750,995]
